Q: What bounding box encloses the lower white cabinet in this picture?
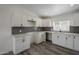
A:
[14,38,26,54]
[74,34,79,51]
[65,34,74,49]
[52,32,79,51]
[52,32,75,49]
[52,33,60,45]
[52,33,66,47]
[13,33,32,54]
[58,33,66,47]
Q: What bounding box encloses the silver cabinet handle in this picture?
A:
[57,36,59,38]
[22,39,25,42]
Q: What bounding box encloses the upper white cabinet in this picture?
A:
[11,9,41,27]
[41,19,51,27]
[12,12,22,26]
[22,16,36,27]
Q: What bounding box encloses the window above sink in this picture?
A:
[53,20,70,31]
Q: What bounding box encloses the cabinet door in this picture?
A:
[52,33,66,47]
[57,33,66,47]
[14,38,24,54]
[24,36,31,49]
[23,16,34,27]
[12,12,22,26]
[66,34,73,49]
[52,33,59,45]
[74,34,79,51]
[13,35,31,54]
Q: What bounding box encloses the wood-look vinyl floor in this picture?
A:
[18,41,79,55]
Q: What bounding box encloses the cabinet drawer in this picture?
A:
[15,37,23,41]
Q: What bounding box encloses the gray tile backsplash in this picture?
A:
[70,26,79,33]
[12,27,35,34]
[42,27,53,31]
[12,26,79,34]
[12,27,52,34]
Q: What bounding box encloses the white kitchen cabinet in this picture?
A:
[41,19,51,27]
[11,11,41,27]
[52,32,75,49]
[51,32,79,51]
[11,11,22,26]
[52,33,59,45]
[11,10,37,27]
[52,33,66,47]
[24,33,33,48]
[14,37,25,54]
[24,35,31,49]
[74,34,79,51]
[22,16,37,27]
[13,33,32,54]
[65,34,74,49]
[58,33,66,47]
[12,14,40,27]
[34,32,46,44]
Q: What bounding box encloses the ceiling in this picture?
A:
[1,4,79,17]
[20,4,79,17]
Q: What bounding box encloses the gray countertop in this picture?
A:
[12,31,79,36]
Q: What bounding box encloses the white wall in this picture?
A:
[51,11,79,26]
[0,6,13,54]
[0,5,41,54]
